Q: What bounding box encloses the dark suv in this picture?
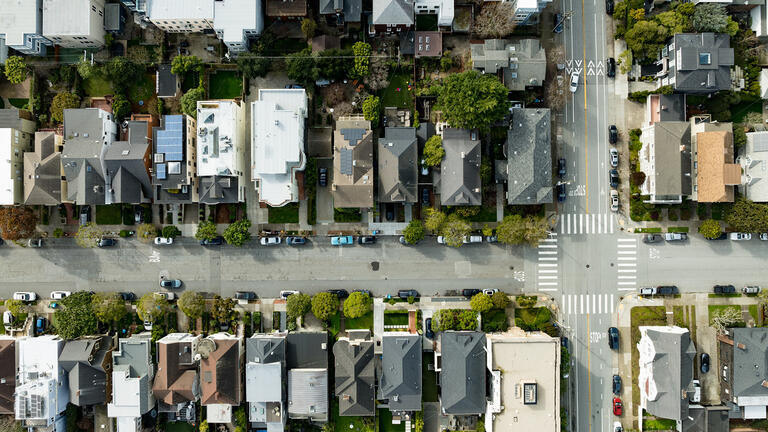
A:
[656,285,678,295]
[609,125,618,144]
[608,327,619,349]
[318,167,328,187]
[612,375,621,395]
[462,289,482,298]
[234,291,257,301]
[714,285,736,294]
[558,158,566,178]
[327,289,349,299]
[398,289,420,299]
[607,58,616,78]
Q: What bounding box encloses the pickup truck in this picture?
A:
[664,232,688,242]
[331,236,354,246]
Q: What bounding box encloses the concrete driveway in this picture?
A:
[316,158,334,223]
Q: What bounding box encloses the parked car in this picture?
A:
[761,233,768,241]
[613,397,623,416]
[358,236,377,245]
[399,235,416,245]
[13,292,37,302]
[463,235,483,244]
[327,289,349,299]
[425,318,435,339]
[486,235,498,243]
[27,238,43,248]
[80,205,91,225]
[730,232,752,241]
[609,169,619,188]
[200,236,224,246]
[260,236,282,246]
[554,13,564,33]
[331,236,354,246]
[35,317,46,334]
[234,291,257,301]
[154,292,176,301]
[154,237,173,245]
[558,183,567,202]
[713,285,736,294]
[420,159,429,176]
[159,279,183,289]
[118,292,136,301]
[642,234,663,243]
[614,422,623,432]
[609,125,618,144]
[352,289,372,297]
[398,289,420,299]
[286,236,307,245]
[483,288,499,296]
[569,72,580,93]
[280,290,300,299]
[610,148,619,167]
[437,236,447,244]
[700,353,710,373]
[143,320,153,330]
[612,375,622,395]
[656,286,678,295]
[97,237,116,247]
[558,158,566,178]
[640,287,657,296]
[606,0,615,14]
[462,289,482,298]
[607,57,616,77]
[743,286,761,294]
[50,291,71,300]
[707,232,727,241]
[3,311,13,330]
[610,190,619,212]
[664,232,687,242]
[608,327,619,350]
[318,167,328,187]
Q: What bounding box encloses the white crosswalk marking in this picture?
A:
[616,237,638,290]
[558,213,616,235]
[537,234,559,291]
[563,293,617,315]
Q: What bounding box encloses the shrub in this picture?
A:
[136,223,157,242]
[470,293,494,313]
[311,292,339,321]
[403,220,425,244]
[343,292,371,319]
[516,295,538,308]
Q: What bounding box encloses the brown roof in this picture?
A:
[153,340,199,405]
[266,0,307,17]
[0,339,15,414]
[414,32,442,58]
[332,116,374,208]
[200,336,241,406]
[696,130,739,202]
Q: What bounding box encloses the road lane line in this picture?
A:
[611,294,614,313]
[617,238,636,242]
[618,287,636,291]
[538,288,558,292]
[580,294,584,314]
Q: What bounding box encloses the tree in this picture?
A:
[104,57,143,91]
[362,57,390,90]
[4,56,28,84]
[440,51,453,72]
[343,292,371,319]
[237,52,271,79]
[725,199,768,233]
[710,306,742,333]
[181,87,205,119]
[74,223,104,248]
[423,136,445,167]
[223,219,252,246]
[436,71,509,131]
[111,94,131,120]
[286,48,318,88]
[171,55,203,75]
[403,220,425,244]
[311,292,340,321]
[629,8,645,21]
[161,225,182,239]
[693,3,728,33]
[618,50,633,75]
[211,296,237,325]
[195,221,218,241]
[362,95,380,127]
[351,42,372,79]
[440,214,471,247]
[200,421,209,432]
[178,291,205,319]
[0,206,38,240]
[317,49,353,81]
[424,208,447,232]
[301,18,317,40]
[5,299,27,316]
[76,60,97,80]
[136,223,157,242]
[470,293,494,313]
[137,293,169,321]
[92,293,127,324]
[473,2,516,39]
[286,293,311,319]
[733,124,748,149]
[698,219,722,239]
[624,20,669,60]
[54,292,98,339]
[491,291,510,309]
[51,92,81,123]
[497,214,550,247]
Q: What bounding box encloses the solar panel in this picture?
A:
[340,128,364,147]
[156,115,184,161]
[156,163,167,180]
[340,148,353,175]
[753,133,768,152]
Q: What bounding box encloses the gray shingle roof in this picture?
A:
[380,334,421,412]
[729,328,768,401]
[669,33,734,93]
[379,127,418,203]
[62,109,116,205]
[644,122,691,197]
[440,128,481,206]
[654,94,687,122]
[505,108,552,204]
[104,3,122,32]
[104,121,152,204]
[59,336,112,406]
[471,39,546,91]
[0,339,15,415]
[286,333,328,369]
[198,175,240,203]
[373,0,413,26]
[24,131,62,205]
[156,64,178,98]
[319,0,361,21]
[440,332,486,415]
[639,327,696,421]
[333,331,375,417]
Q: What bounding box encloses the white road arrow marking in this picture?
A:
[588,60,595,68]
[575,59,582,67]
[566,59,573,67]
[587,68,595,76]
[597,69,604,76]
[574,67,582,75]
[565,67,573,75]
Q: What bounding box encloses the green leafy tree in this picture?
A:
[311,292,340,321]
[617,50,633,75]
[178,291,205,319]
[104,57,143,91]
[161,225,182,239]
[424,208,447,232]
[698,219,722,239]
[316,49,352,81]
[237,52,271,78]
[74,223,105,248]
[693,3,728,32]
[136,223,157,242]
[423,136,444,167]
[171,55,203,75]
[491,291,510,310]
[4,56,28,84]
[733,124,747,149]
[111,94,131,120]
[726,199,768,233]
[92,293,127,324]
[51,92,81,123]
[403,220,425,244]
[195,221,218,241]
[436,71,509,131]
[625,20,669,60]
[200,421,209,432]
[181,87,205,119]
[211,296,237,325]
[470,293,494,313]
[137,293,169,321]
[343,292,371,319]
[362,95,380,127]
[54,292,98,339]
[440,214,471,248]
[0,207,38,240]
[4,299,27,316]
[301,18,317,40]
[351,42,372,79]
[497,214,550,247]
[286,293,311,319]
[286,48,318,88]
[223,219,252,246]
[76,61,97,80]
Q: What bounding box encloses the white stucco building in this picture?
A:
[42,0,106,48]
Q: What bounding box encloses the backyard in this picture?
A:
[378,409,405,432]
[380,72,414,109]
[482,309,509,332]
[384,311,409,327]
[422,355,438,402]
[209,70,243,100]
[127,73,156,106]
[83,73,114,97]
[8,98,28,109]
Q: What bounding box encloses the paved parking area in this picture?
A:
[316,158,334,223]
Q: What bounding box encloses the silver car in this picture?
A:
[610,148,619,167]
[569,72,580,93]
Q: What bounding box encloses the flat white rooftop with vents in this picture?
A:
[197,100,241,178]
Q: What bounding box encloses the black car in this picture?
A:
[609,125,618,144]
[118,292,136,301]
[557,183,567,202]
[656,285,678,295]
[358,236,377,245]
[714,285,736,294]
[554,13,564,33]
[398,289,420,299]
[385,204,395,221]
[700,353,710,373]
[606,0,614,14]
[318,167,328,187]
[97,238,116,247]
[707,232,727,240]
[561,336,569,349]
[462,289,482,298]
[608,327,619,350]
[607,57,616,78]
[200,236,224,246]
[612,374,622,395]
[422,188,430,206]
[328,289,349,299]
[234,291,257,301]
[610,169,619,188]
[286,236,307,245]
[558,158,566,178]
[642,234,663,244]
[425,318,435,339]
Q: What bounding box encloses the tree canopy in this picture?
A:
[470,293,494,313]
[423,136,445,167]
[137,293,169,321]
[55,292,98,339]
[171,55,203,75]
[725,199,768,233]
[436,71,509,131]
[223,219,252,246]
[351,42,372,79]
[103,57,143,91]
[343,292,371,319]
[178,291,205,319]
[75,222,104,248]
[92,293,127,324]
[136,223,157,242]
[51,92,81,123]
[4,56,28,84]
[111,94,131,120]
[316,49,352,81]
[181,87,205,119]
[195,221,218,241]
[211,296,237,327]
[286,293,311,319]
[424,208,447,232]
[491,291,510,309]
[237,52,271,79]
[692,3,728,33]
[698,219,723,239]
[362,96,380,127]
[403,220,425,244]
[0,207,38,240]
[440,214,471,247]
[496,214,550,247]
[301,18,317,40]
[311,292,340,321]
[286,48,318,88]
[161,225,182,239]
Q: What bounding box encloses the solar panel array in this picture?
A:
[340,148,353,175]
[754,133,768,153]
[156,163,167,180]
[156,115,184,161]
[340,128,364,147]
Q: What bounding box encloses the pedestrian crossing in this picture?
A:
[537,234,559,292]
[616,238,638,291]
[558,213,615,235]
[562,294,615,315]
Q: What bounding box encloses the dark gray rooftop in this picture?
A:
[156,64,178,98]
[683,405,730,432]
[379,127,418,203]
[198,175,239,204]
[654,94,687,122]
[440,128,481,206]
[380,334,421,412]
[668,33,734,93]
[104,121,152,204]
[286,332,328,369]
[24,131,62,206]
[440,332,487,415]
[333,331,375,416]
[246,335,286,365]
[59,336,112,406]
[645,122,692,197]
[505,108,552,205]
[373,0,413,26]
[62,109,116,205]
[319,0,361,22]
[641,327,697,421]
[729,328,768,401]
[104,3,122,32]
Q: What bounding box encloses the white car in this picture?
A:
[154,292,176,301]
[437,236,446,244]
[143,320,153,330]
[154,237,173,245]
[569,72,580,93]
[3,311,13,330]
[610,148,619,167]
[50,291,71,300]
[614,421,623,432]
[260,236,282,246]
[760,233,768,241]
[13,292,37,302]
[483,288,499,296]
[610,190,619,212]
[280,290,300,299]
[730,232,752,241]
[463,235,483,244]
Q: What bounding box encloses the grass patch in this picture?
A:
[127,73,155,104]
[8,98,28,109]
[634,227,662,233]
[422,354,438,402]
[268,203,299,224]
[328,312,341,339]
[708,293,741,298]
[209,70,242,99]
[415,14,439,31]
[381,72,414,109]
[708,305,743,323]
[631,306,668,409]
[710,202,731,221]
[750,304,759,323]
[643,418,678,430]
[515,307,551,330]
[384,311,409,327]
[165,422,194,432]
[482,309,509,332]
[263,39,308,56]
[378,409,405,432]
[333,400,374,432]
[732,99,762,123]
[667,226,689,233]
[181,70,199,93]
[83,73,114,97]
[95,204,123,225]
[345,311,373,332]
[334,207,362,222]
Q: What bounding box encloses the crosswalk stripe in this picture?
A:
[617,257,636,261]
[618,287,635,291]
[560,215,565,234]
[618,281,637,285]
[594,214,598,234]
[617,250,637,255]
[539,275,558,280]
[538,282,558,286]
[539,244,558,248]
[538,263,558,267]
[539,288,558,292]
[539,250,558,255]
[539,269,558,274]
[543,237,557,242]
[617,269,637,273]
[617,244,637,248]
[618,275,637,279]
[617,263,637,267]
[539,257,558,261]
[580,295,584,314]
[617,238,636,243]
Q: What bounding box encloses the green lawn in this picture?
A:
[127,73,155,104]
[378,409,405,432]
[209,70,242,99]
[749,304,759,323]
[708,305,743,323]
[667,226,689,233]
[181,70,199,93]
[8,98,28,109]
[329,312,341,338]
[268,203,299,224]
[482,309,509,332]
[345,310,373,332]
[263,39,308,56]
[334,207,362,222]
[384,311,409,326]
[165,422,194,432]
[83,74,114,97]
[333,399,374,432]
[95,204,123,225]
[422,354,438,402]
[732,99,762,123]
[515,307,551,329]
[643,418,678,430]
[415,14,438,31]
[381,72,413,109]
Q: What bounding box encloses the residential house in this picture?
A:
[120,0,147,14]
[286,332,329,423]
[318,0,362,26]
[471,39,547,91]
[104,116,154,204]
[200,333,242,424]
[156,65,179,98]
[15,335,68,432]
[153,333,202,421]
[42,0,106,48]
[23,131,64,205]
[656,33,734,94]
[59,336,113,406]
[213,0,264,55]
[0,0,50,56]
[508,0,553,24]
[378,127,418,204]
[333,330,375,417]
[379,333,422,415]
[637,326,697,423]
[638,121,692,204]
[646,94,687,125]
[251,89,308,207]
[503,108,552,205]
[486,330,560,432]
[0,122,34,205]
[0,337,16,415]
[61,108,118,205]
[718,328,768,418]
[414,31,442,58]
[414,0,454,29]
[107,333,155,432]
[146,0,214,33]
[152,114,199,203]
[104,3,125,34]
[690,120,738,203]
[246,334,287,432]
[739,131,768,202]
[683,405,730,432]
[0,108,37,133]
[332,116,374,208]
[265,0,307,19]
[372,0,413,33]
[196,100,246,203]
[440,128,481,206]
[436,332,487,415]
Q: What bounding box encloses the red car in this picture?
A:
[613,397,623,416]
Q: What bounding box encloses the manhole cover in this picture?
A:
[371,261,379,271]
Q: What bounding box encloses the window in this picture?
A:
[699,53,711,65]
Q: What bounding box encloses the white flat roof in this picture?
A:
[213,0,261,44]
[197,100,241,177]
[42,0,93,36]
[251,89,307,206]
[147,0,214,20]
[0,0,41,46]
[0,129,14,205]
[108,370,142,418]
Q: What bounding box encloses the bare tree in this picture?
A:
[547,46,565,67]
[710,307,743,334]
[473,3,517,39]
[363,57,390,91]
[546,77,565,111]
